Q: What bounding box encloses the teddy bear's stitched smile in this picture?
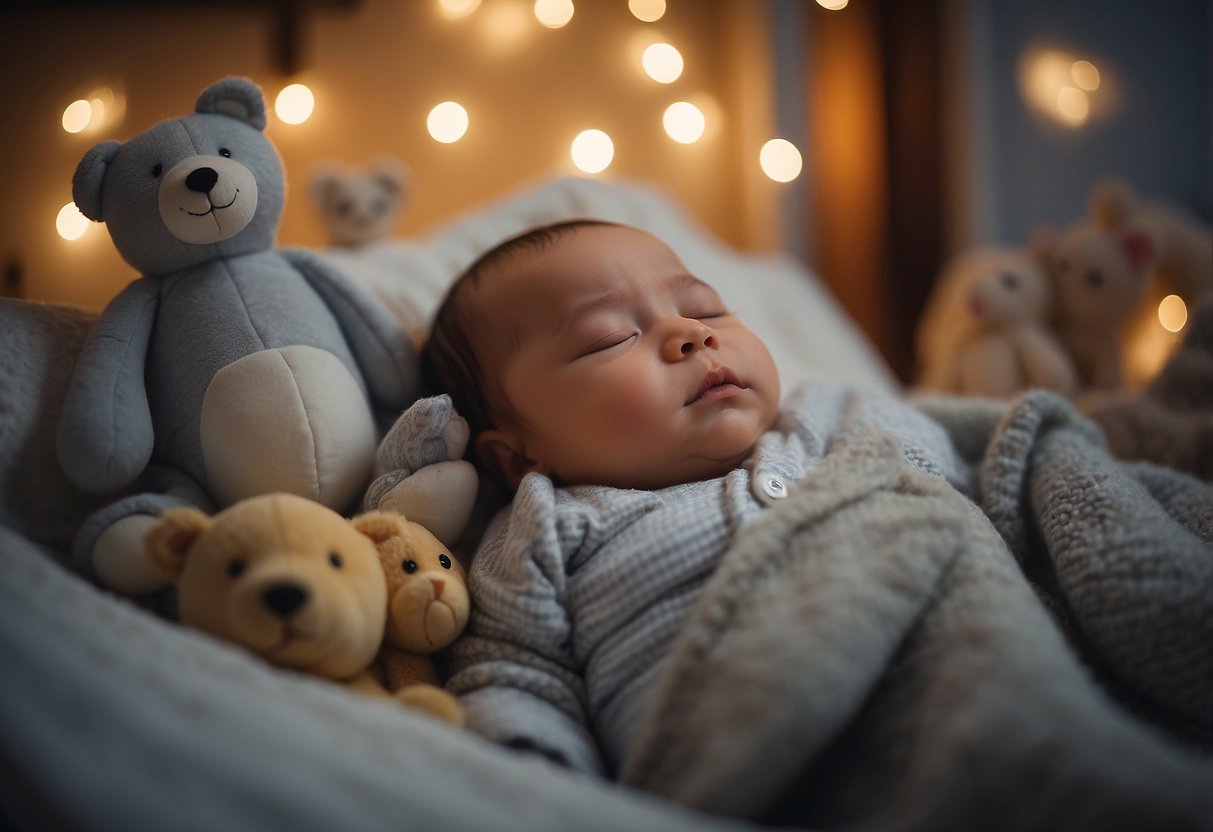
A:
[185,189,240,217]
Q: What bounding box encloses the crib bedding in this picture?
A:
[2,176,1212,830]
[623,388,1213,830]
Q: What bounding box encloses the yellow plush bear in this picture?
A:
[145,492,457,716]
[354,511,470,726]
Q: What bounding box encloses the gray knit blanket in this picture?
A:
[621,391,1213,831]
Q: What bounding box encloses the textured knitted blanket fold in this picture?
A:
[620,395,1213,831]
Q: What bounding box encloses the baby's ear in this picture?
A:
[475,429,545,491]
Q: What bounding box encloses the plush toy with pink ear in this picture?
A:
[1032,215,1160,390]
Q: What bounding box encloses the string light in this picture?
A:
[817,0,849,8]
[428,101,469,143]
[642,42,683,84]
[1158,294,1188,333]
[571,129,614,173]
[628,0,665,22]
[534,0,574,28]
[62,100,92,134]
[663,102,705,144]
[760,139,802,182]
[274,84,315,125]
[56,202,90,241]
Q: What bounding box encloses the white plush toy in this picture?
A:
[915,246,1077,398]
[311,157,409,248]
[364,395,479,548]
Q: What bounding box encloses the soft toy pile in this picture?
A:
[916,177,1211,397]
[59,77,418,595]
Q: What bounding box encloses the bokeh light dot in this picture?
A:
[534,0,574,28]
[274,84,315,125]
[571,129,614,174]
[62,99,92,133]
[439,0,481,18]
[56,202,90,240]
[428,101,469,143]
[1070,59,1101,91]
[663,101,705,144]
[760,139,803,182]
[628,0,665,22]
[1158,294,1188,333]
[642,42,684,84]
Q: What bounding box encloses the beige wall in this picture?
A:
[0,0,783,310]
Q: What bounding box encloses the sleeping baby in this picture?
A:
[419,220,1213,827]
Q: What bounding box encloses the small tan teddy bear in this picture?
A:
[354,511,470,726]
[145,493,394,698]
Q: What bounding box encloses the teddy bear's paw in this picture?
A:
[93,513,171,594]
[396,684,465,726]
[377,460,478,545]
[375,395,469,474]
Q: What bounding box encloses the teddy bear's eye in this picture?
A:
[227,559,246,578]
[219,148,232,158]
[328,551,343,570]
[1000,273,1018,290]
[1086,270,1104,288]
[151,163,164,178]
[402,559,418,574]
[439,554,452,570]
[336,199,353,218]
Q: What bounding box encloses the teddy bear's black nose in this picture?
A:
[185,167,219,193]
[263,583,308,617]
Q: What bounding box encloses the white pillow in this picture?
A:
[315,175,898,397]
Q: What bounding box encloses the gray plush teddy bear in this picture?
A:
[59,77,418,594]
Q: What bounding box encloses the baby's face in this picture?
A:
[473,224,781,489]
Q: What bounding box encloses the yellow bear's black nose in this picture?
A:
[263,583,308,617]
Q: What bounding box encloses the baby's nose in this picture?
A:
[663,321,717,362]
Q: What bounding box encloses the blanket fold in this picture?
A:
[621,396,1213,831]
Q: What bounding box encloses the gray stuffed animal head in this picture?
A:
[73,77,284,276]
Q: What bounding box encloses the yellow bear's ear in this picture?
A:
[351,510,408,546]
[145,507,213,580]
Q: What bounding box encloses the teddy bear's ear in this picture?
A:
[145,507,213,580]
[72,140,120,222]
[1089,177,1137,230]
[370,157,409,196]
[351,510,409,546]
[195,77,267,131]
[1028,226,1059,270]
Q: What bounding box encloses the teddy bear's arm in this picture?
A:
[281,247,419,410]
[56,278,159,494]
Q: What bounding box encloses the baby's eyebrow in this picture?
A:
[555,291,625,332]
[666,273,717,294]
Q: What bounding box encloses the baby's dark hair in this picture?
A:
[421,219,615,448]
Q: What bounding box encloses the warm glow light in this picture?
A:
[1055,86,1089,125]
[663,101,705,144]
[274,84,315,125]
[427,101,469,143]
[1070,59,1100,90]
[816,0,849,9]
[571,129,614,174]
[62,99,92,133]
[439,0,481,18]
[642,42,683,84]
[1158,294,1188,333]
[628,0,665,22]
[760,139,802,182]
[534,0,573,28]
[56,202,90,241]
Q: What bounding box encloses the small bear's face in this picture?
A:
[354,512,469,655]
[963,255,1050,326]
[147,493,388,681]
[73,78,284,276]
[1043,224,1156,332]
[311,159,406,247]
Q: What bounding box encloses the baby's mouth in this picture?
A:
[687,367,745,405]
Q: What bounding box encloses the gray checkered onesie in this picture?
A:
[445,382,971,776]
